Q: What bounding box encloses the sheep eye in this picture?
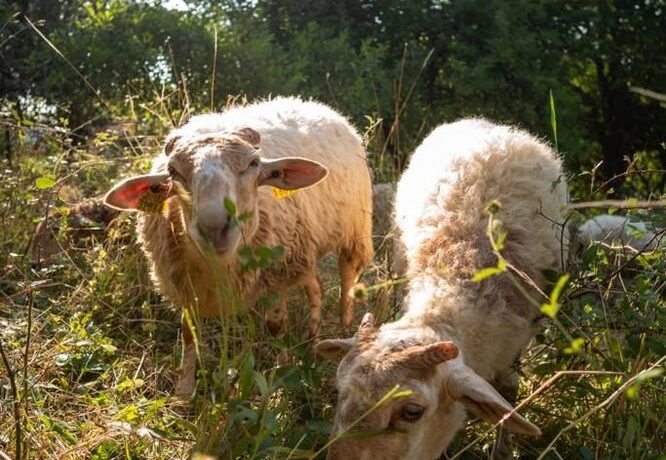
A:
[400,403,425,422]
[167,165,181,180]
[249,158,259,168]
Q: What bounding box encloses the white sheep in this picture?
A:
[577,214,663,253]
[317,118,568,460]
[104,97,373,396]
[372,182,407,278]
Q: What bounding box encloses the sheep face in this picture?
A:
[316,314,540,460]
[104,128,328,260]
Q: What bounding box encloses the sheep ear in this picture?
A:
[104,173,170,211]
[315,338,356,361]
[259,157,328,190]
[446,366,541,437]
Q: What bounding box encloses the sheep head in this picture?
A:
[104,127,328,260]
[316,313,541,460]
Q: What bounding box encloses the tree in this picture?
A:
[559,0,666,178]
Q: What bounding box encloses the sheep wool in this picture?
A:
[318,118,568,460]
[106,97,373,395]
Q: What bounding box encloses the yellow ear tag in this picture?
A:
[137,187,168,214]
[271,187,298,200]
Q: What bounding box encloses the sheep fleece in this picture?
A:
[138,97,373,316]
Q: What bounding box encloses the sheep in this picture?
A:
[372,182,407,278]
[316,118,568,460]
[370,183,408,312]
[104,97,373,396]
[372,183,397,245]
[576,214,663,253]
[31,199,120,268]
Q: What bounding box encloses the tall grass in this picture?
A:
[1,61,665,460]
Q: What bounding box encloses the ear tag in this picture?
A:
[271,187,298,200]
[137,184,169,214]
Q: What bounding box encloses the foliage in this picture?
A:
[0,1,665,459]
[2,0,664,176]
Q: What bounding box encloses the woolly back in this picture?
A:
[395,118,568,285]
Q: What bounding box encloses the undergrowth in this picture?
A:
[0,91,664,460]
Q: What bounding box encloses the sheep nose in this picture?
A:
[197,216,231,250]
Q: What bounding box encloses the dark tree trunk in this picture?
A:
[594,58,629,180]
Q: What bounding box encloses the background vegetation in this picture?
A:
[0,1,664,459]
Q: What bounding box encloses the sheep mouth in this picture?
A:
[190,225,241,260]
[210,230,240,256]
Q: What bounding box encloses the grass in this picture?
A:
[0,91,665,460]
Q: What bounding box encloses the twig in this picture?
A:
[24,16,108,112]
[569,200,666,210]
[601,229,666,280]
[568,228,666,299]
[0,339,21,460]
[592,169,666,195]
[380,46,434,161]
[629,86,666,103]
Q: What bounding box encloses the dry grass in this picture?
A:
[0,92,664,460]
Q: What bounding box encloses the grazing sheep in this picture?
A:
[317,118,568,460]
[372,183,397,245]
[577,214,663,253]
[31,199,120,268]
[370,183,408,313]
[372,182,407,278]
[104,97,373,396]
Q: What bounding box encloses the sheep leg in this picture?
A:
[175,313,197,397]
[266,289,289,337]
[491,370,519,460]
[304,273,323,339]
[339,250,359,331]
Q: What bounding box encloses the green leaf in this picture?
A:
[540,302,560,318]
[255,246,273,259]
[541,274,570,318]
[115,378,145,393]
[271,246,285,258]
[223,197,237,217]
[635,368,664,383]
[550,274,570,304]
[99,343,117,354]
[625,385,639,400]
[472,259,506,282]
[35,176,56,190]
[486,200,501,214]
[238,246,253,267]
[237,210,254,222]
[549,89,558,151]
[118,404,140,421]
[564,337,585,354]
[254,371,269,397]
[40,415,77,445]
